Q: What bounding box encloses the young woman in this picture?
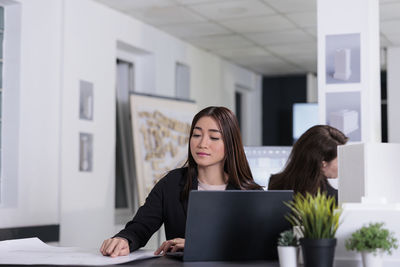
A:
[100,106,262,257]
[268,125,348,199]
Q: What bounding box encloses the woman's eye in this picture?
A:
[210,137,220,141]
[192,134,201,138]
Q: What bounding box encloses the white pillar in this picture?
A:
[317,0,381,142]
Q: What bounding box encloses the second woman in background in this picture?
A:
[268,125,348,200]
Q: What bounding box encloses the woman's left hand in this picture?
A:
[154,238,185,255]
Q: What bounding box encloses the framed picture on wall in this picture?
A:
[326,91,361,142]
[130,93,197,205]
[325,33,361,84]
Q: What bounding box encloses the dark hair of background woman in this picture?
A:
[182,106,262,200]
[268,125,348,195]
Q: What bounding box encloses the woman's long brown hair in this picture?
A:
[182,106,262,200]
[268,125,348,195]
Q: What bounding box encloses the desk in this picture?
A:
[120,256,280,266]
[0,256,280,267]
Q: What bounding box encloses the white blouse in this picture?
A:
[197,180,227,191]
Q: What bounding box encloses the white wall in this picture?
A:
[61,0,262,247]
[226,63,262,146]
[339,143,400,204]
[1,0,21,206]
[387,47,400,143]
[0,0,62,227]
[0,0,262,248]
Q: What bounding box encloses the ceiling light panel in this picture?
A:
[380,0,400,3]
[159,22,231,38]
[212,46,271,58]
[129,6,206,26]
[262,0,316,14]
[283,52,317,64]
[381,19,400,35]
[187,34,253,50]
[219,15,295,33]
[187,0,275,21]
[231,54,285,66]
[386,34,400,45]
[286,12,317,28]
[95,0,176,11]
[245,29,314,46]
[284,59,316,72]
[248,61,305,75]
[303,27,317,37]
[380,3,400,21]
[266,42,317,56]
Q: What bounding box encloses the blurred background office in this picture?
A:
[0,0,399,251]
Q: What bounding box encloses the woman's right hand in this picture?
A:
[154,238,185,255]
[100,237,130,257]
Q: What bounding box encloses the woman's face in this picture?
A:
[190,116,225,170]
[321,157,338,178]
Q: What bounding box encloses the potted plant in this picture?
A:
[345,222,398,267]
[285,190,341,267]
[277,229,299,267]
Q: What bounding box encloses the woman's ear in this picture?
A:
[320,158,338,179]
[321,161,328,174]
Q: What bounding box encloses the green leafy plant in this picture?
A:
[277,229,299,246]
[285,190,342,239]
[345,222,399,255]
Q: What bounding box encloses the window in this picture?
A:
[235,85,250,144]
[0,1,21,206]
[0,6,4,184]
[115,59,137,224]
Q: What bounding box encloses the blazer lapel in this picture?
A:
[180,173,198,216]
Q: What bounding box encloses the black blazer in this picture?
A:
[114,167,239,251]
[268,176,338,204]
[325,179,338,203]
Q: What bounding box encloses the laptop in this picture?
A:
[168,190,293,262]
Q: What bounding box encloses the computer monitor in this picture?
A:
[244,146,291,189]
[293,103,319,143]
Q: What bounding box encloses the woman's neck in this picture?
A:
[197,165,227,185]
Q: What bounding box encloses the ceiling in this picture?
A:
[94,0,400,76]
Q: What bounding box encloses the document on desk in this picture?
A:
[0,237,159,265]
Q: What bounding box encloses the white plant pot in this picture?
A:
[292,226,303,264]
[277,246,298,267]
[362,251,383,267]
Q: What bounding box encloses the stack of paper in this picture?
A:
[0,238,158,265]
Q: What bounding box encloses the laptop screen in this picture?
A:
[183,190,293,261]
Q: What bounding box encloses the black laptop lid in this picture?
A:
[183,190,293,262]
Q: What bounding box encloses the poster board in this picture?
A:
[130,93,197,205]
